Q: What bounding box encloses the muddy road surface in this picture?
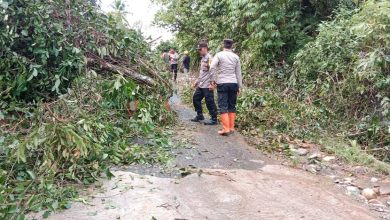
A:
[43,92,378,220]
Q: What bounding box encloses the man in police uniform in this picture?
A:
[210,39,243,135]
[191,42,218,125]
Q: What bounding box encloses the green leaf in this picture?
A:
[0,111,4,120]
[114,79,122,90]
[27,69,38,81]
[43,211,51,219]
[26,170,36,180]
[21,30,28,36]
[51,200,59,210]
[16,214,25,220]
[105,168,114,179]
[72,47,81,54]
[52,78,61,92]
[1,2,8,9]
[17,142,26,163]
[89,70,98,77]
[62,202,72,209]
[27,195,37,207]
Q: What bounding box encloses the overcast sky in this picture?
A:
[100,0,173,44]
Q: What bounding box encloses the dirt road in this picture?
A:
[44,93,378,220]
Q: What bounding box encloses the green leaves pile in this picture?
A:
[0,0,151,103]
[1,0,174,219]
[1,77,174,220]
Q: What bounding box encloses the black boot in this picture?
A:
[204,118,218,125]
[191,115,205,122]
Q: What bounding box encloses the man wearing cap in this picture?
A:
[210,39,243,135]
[191,42,218,125]
[182,51,191,81]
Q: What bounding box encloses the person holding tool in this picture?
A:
[191,42,218,125]
[209,39,243,135]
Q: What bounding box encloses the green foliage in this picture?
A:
[0,0,83,101]
[236,87,327,150]
[0,0,150,103]
[323,138,390,174]
[0,76,174,219]
[229,0,307,67]
[155,40,178,52]
[153,0,357,68]
[293,0,390,160]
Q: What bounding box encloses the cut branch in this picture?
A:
[87,57,155,86]
[137,58,172,95]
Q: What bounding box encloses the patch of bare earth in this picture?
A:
[43,166,377,220]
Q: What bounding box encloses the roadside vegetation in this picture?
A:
[0,0,174,219]
[154,0,390,170]
[1,0,390,218]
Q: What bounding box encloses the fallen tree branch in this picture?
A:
[102,62,155,86]
[44,103,69,123]
[87,57,155,86]
[137,58,172,95]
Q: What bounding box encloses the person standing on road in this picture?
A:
[182,51,191,81]
[169,48,179,82]
[210,39,242,135]
[191,42,218,125]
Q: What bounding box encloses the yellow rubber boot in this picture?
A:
[228,113,236,133]
[218,113,230,136]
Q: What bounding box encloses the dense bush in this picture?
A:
[237,89,324,138]
[293,0,390,161]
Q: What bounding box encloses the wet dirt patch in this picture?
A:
[45,167,377,220]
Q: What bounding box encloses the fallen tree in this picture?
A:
[0,0,174,219]
[0,0,170,104]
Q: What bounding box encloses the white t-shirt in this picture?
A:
[169,53,179,65]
